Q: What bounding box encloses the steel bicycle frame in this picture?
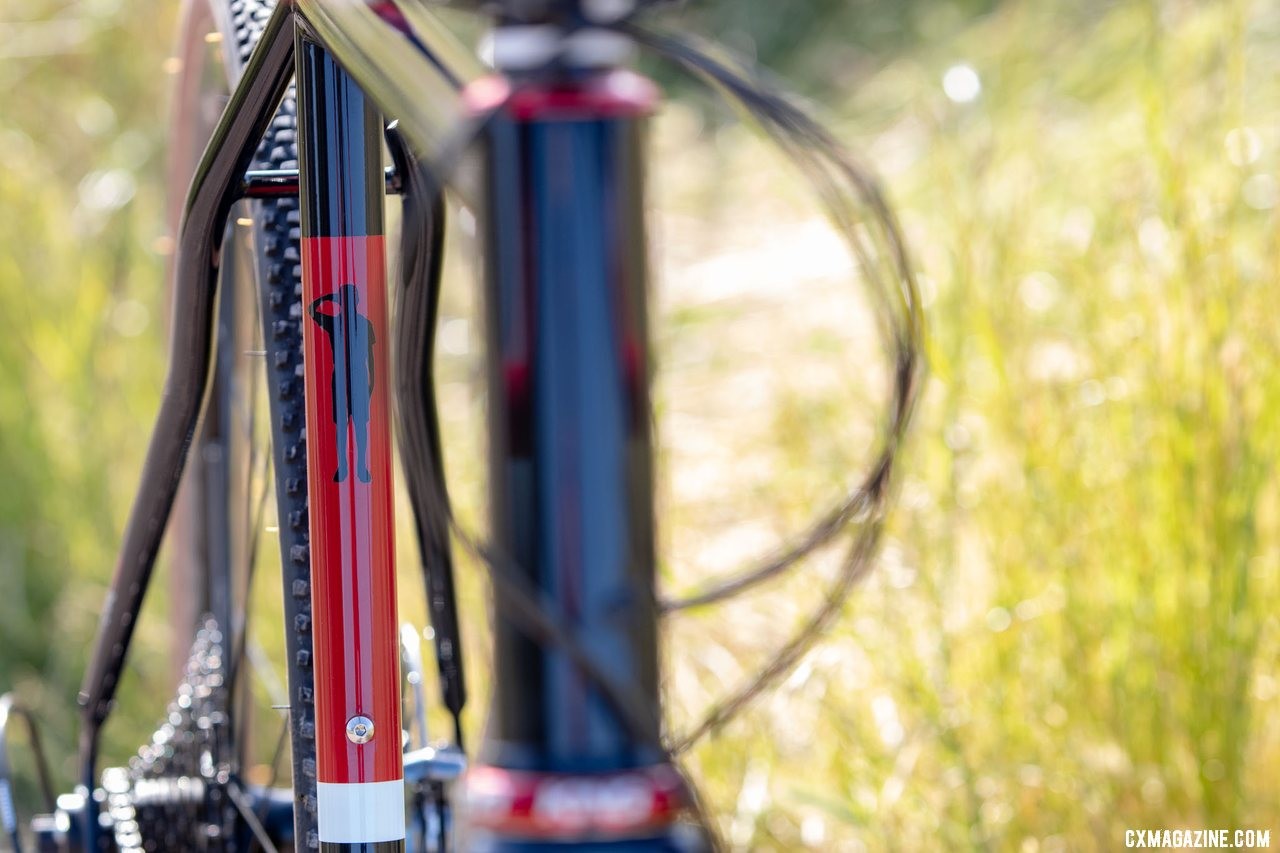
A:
[77,1,681,849]
[295,20,405,850]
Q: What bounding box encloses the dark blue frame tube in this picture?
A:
[480,89,662,771]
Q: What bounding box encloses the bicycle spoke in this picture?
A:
[245,638,289,711]
[227,778,280,853]
[227,423,271,703]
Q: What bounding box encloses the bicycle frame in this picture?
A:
[76,1,683,850]
[295,22,406,850]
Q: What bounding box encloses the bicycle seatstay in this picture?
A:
[296,28,404,853]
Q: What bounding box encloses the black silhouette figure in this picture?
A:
[309,284,376,483]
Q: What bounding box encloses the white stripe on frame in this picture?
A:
[317,779,406,843]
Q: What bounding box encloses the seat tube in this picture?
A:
[295,28,404,852]
[465,69,689,847]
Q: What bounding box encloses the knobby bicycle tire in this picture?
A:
[170,0,318,847]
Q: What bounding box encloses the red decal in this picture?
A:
[463,70,659,120]
[463,765,686,839]
[301,235,402,785]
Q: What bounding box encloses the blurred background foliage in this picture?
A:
[3,0,1280,850]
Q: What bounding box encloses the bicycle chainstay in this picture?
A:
[100,618,237,851]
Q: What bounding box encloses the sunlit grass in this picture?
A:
[647,1,1280,848]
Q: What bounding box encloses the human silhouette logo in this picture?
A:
[309,284,376,483]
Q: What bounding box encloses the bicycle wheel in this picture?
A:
[167,0,317,847]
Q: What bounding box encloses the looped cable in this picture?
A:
[625,23,924,614]
[616,22,925,748]
[397,0,924,782]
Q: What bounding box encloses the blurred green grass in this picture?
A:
[0,0,179,801]
[649,2,1280,848]
[3,0,1280,850]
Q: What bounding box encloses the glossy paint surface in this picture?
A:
[477,74,662,775]
[302,234,401,786]
[296,33,403,845]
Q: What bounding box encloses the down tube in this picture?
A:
[467,72,691,849]
[296,30,404,852]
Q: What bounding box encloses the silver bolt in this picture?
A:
[346,715,375,744]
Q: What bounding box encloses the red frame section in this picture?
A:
[464,765,686,840]
[301,234,402,787]
[463,69,659,120]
